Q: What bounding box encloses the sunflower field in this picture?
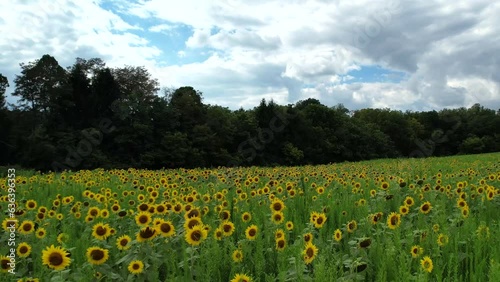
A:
[1,153,499,282]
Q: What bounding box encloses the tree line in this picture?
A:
[0,54,499,171]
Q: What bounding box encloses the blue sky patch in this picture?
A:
[348,65,408,83]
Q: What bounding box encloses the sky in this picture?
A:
[0,0,499,111]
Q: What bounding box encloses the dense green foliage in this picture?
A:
[0,54,499,171]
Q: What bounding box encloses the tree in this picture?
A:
[168,86,206,132]
[112,66,159,99]
[12,54,67,114]
[0,73,8,109]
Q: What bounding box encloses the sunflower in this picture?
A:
[275,238,287,251]
[271,211,285,224]
[86,247,109,265]
[303,232,313,243]
[420,256,433,273]
[461,206,469,218]
[0,256,13,273]
[230,273,252,282]
[387,212,401,229]
[432,224,440,233]
[302,242,319,264]
[245,225,258,240]
[221,221,235,236]
[135,211,152,227]
[26,200,37,210]
[18,220,35,235]
[94,272,103,280]
[128,260,144,275]
[270,199,285,212]
[486,190,495,201]
[137,226,157,242]
[437,233,449,246]
[100,209,109,218]
[310,211,319,223]
[420,201,432,214]
[456,198,467,208]
[275,229,285,240]
[92,223,112,240]
[214,227,223,240]
[157,220,175,237]
[17,242,32,258]
[219,210,231,221]
[380,182,389,190]
[404,196,415,207]
[313,213,327,229]
[285,221,294,231]
[232,249,243,263]
[476,223,490,240]
[36,227,47,239]
[411,245,423,258]
[370,212,383,225]
[399,205,409,215]
[41,245,71,271]
[333,229,342,242]
[185,225,208,246]
[88,207,100,217]
[241,212,252,222]
[57,233,69,244]
[358,238,371,249]
[347,220,357,233]
[116,235,132,250]
[2,218,17,231]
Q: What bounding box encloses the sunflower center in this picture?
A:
[49,253,63,266]
[248,229,256,237]
[223,224,231,233]
[306,247,314,258]
[133,263,140,270]
[190,230,202,241]
[316,217,323,225]
[1,259,9,269]
[277,240,285,248]
[20,246,28,253]
[160,223,172,233]
[391,216,398,225]
[120,239,128,246]
[139,216,148,224]
[91,250,104,260]
[140,227,155,239]
[96,226,107,236]
[23,224,32,232]
[187,220,199,229]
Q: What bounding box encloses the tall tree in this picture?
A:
[12,54,67,114]
[0,73,8,109]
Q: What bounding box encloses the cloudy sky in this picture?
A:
[1,0,499,111]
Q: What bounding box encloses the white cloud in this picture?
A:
[1,0,500,111]
[149,24,177,33]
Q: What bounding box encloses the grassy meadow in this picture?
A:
[1,153,499,282]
